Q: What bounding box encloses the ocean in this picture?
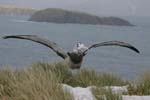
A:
[0,15,150,79]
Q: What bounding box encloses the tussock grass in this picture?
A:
[0,62,127,100]
[91,87,122,100]
[127,70,150,95]
[31,62,127,87]
[0,63,73,100]
[0,62,149,100]
[31,62,73,84]
[72,68,127,87]
[0,68,15,98]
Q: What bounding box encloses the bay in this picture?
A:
[0,15,150,79]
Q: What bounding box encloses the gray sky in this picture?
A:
[0,0,149,16]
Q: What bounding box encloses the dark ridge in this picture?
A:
[29,8,134,26]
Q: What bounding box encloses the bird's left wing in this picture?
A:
[83,41,140,54]
[3,35,68,59]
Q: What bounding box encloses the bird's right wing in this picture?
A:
[3,35,68,59]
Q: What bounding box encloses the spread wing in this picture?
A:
[83,41,140,54]
[3,35,68,59]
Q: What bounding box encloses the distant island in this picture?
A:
[29,8,133,26]
[0,5,36,16]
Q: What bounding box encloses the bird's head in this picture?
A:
[73,42,88,55]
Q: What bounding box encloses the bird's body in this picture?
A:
[3,35,140,69]
[64,56,83,69]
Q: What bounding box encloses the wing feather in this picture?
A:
[3,35,68,59]
[83,41,140,54]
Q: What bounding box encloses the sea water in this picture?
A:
[0,15,150,79]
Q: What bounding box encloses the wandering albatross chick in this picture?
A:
[3,35,140,69]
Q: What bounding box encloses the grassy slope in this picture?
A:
[0,62,149,100]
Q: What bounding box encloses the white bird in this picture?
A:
[3,35,140,69]
[73,42,88,53]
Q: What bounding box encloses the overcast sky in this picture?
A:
[0,0,149,16]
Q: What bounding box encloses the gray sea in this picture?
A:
[0,15,150,79]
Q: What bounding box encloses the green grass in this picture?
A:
[91,87,123,100]
[28,62,127,100]
[30,62,127,87]
[0,63,74,100]
[0,62,149,100]
[71,68,127,87]
[127,71,150,95]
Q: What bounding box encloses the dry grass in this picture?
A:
[91,87,123,100]
[0,62,149,100]
[0,63,73,100]
[31,62,127,87]
[0,62,126,100]
[71,68,127,87]
[127,70,150,95]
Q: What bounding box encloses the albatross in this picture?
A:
[3,35,140,69]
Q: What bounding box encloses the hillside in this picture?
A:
[29,8,133,26]
[0,5,36,15]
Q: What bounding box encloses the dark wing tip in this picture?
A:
[3,36,10,39]
[130,46,140,53]
[3,35,37,39]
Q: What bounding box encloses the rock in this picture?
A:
[62,84,96,100]
[62,84,150,100]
